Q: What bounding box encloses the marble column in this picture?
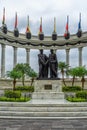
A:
[26,48,30,64]
[66,49,70,78]
[13,46,17,68]
[78,47,83,66]
[1,44,6,78]
[66,49,70,66]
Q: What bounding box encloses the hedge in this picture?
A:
[67,97,87,102]
[0,97,30,102]
[15,86,34,92]
[62,86,81,92]
[76,91,87,99]
[4,90,21,98]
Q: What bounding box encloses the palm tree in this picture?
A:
[68,67,78,86]
[7,69,22,90]
[27,68,37,86]
[58,62,69,86]
[76,66,87,90]
[14,63,31,86]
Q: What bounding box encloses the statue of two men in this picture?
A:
[38,49,58,79]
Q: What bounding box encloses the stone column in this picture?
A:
[66,49,70,78]
[78,47,83,66]
[13,46,17,68]
[66,49,70,66]
[26,48,30,64]
[1,44,6,78]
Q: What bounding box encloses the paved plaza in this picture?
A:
[0,118,87,130]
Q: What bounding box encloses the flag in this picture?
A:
[64,16,69,36]
[15,12,18,28]
[2,8,5,24]
[39,17,42,33]
[26,16,31,33]
[78,13,81,30]
[66,15,69,31]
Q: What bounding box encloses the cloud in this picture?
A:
[1,0,87,35]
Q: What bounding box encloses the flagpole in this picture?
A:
[54,17,56,32]
[15,12,17,28]
[41,17,42,26]
[79,13,81,24]
[2,7,5,25]
[27,15,29,27]
[67,15,69,31]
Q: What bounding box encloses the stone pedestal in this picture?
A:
[32,80,64,99]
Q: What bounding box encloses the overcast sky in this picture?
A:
[1,0,87,35]
[1,0,87,73]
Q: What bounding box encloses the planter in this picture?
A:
[2,24,7,34]
[38,32,44,40]
[64,32,70,39]
[14,28,19,37]
[26,32,31,39]
[77,29,82,38]
[52,32,57,40]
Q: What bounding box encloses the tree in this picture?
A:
[14,63,31,86]
[76,66,87,90]
[7,69,22,90]
[58,62,69,86]
[68,67,78,86]
[27,68,37,86]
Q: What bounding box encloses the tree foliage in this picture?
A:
[14,63,31,86]
[7,69,22,90]
[69,66,87,89]
[58,62,69,86]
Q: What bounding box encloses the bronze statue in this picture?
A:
[49,49,58,78]
[38,49,49,78]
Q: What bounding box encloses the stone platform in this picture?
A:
[32,80,64,100]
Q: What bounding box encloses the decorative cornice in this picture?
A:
[0,28,87,49]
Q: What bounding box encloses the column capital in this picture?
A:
[1,44,6,48]
[26,48,30,52]
[66,48,70,53]
[78,47,83,51]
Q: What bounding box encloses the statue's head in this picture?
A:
[50,49,54,54]
[40,49,43,54]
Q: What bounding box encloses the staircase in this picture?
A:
[0,101,87,119]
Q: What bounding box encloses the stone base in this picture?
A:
[32,92,64,99]
[32,80,64,100]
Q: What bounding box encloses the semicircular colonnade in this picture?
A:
[0,29,87,78]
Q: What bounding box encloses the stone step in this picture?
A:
[0,102,87,107]
[0,106,87,112]
[0,102,87,118]
[0,111,87,117]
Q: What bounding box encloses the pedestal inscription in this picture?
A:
[44,84,52,90]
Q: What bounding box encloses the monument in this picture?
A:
[32,49,64,100]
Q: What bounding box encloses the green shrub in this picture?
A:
[67,97,86,102]
[62,86,81,92]
[15,86,34,92]
[0,97,30,102]
[4,90,21,98]
[76,91,87,99]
